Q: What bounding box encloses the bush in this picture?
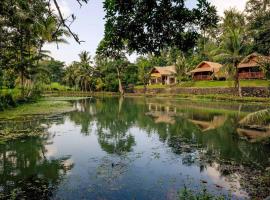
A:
[0,93,16,109]
[44,82,72,91]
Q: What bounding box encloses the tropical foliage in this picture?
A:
[1,0,270,97]
[0,0,87,97]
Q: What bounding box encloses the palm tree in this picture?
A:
[175,53,189,84]
[78,51,92,66]
[72,51,96,91]
[63,63,77,89]
[75,64,95,91]
[35,16,70,59]
[218,28,247,97]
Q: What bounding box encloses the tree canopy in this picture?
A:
[100,0,219,55]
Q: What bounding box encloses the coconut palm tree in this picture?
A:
[75,64,95,91]
[65,51,96,91]
[63,64,77,89]
[78,51,92,66]
[218,28,248,97]
[215,9,249,97]
[175,53,189,83]
[35,16,70,60]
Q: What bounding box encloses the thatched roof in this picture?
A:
[150,66,176,76]
[238,53,270,68]
[190,61,222,74]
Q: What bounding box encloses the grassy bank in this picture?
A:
[44,91,270,104]
[135,80,269,89]
[0,99,74,120]
[139,93,270,104]
[0,97,90,142]
[136,93,270,104]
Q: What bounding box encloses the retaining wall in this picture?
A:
[133,87,270,97]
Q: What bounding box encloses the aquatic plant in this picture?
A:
[178,187,226,200]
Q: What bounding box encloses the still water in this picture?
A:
[0,97,270,199]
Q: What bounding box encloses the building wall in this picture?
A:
[150,75,176,85]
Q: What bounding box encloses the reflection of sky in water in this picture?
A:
[47,119,248,200]
[1,97,269,199]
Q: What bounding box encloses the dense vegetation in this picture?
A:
[1,0,270,101]
[0,0,88,108]
[66,0,270,95]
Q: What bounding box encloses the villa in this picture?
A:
[149,66,177,85]
[238,53,269,79]
[190,61,224,81]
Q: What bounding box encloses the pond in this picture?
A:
[0,97,269,199]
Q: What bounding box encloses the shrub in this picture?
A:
[0,93,16,109]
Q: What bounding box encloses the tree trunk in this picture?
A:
[21,70,24,97]
[235,64,242,97]
[116,67,124,96]
[85,80,87,92]
[143,83,147,94]
[36,40,44,66]
[118,95,124,113]
[143,77,147,94]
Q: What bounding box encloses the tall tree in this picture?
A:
[196,0,220,53]
[246,0,270,55]
[96,39,128,95]
[0,0,88,96]
[101,0,218,55]
[218,28,248,97]
[214,8,251,97]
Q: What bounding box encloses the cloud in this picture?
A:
[51,0,72,18]
[209,0,248,16]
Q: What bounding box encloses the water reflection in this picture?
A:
[0,133,74,199]
[0,97,269,199]
[65,97,270,198]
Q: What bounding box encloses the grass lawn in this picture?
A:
[135,84,168,89]
[135,80,269,89]
[182,80,269,88]
[44,82,72,91]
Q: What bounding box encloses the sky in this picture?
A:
[45,0,248,65]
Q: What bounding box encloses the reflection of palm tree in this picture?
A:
[239,108,270,126]
[188,115,227,132]
[68,99,96,135]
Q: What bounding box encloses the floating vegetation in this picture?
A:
[0,100,74,120]
[0,97,269,199]
[0,127,46,142]
[178,187,226,200]
[95,157,129,184]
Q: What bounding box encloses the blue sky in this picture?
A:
[45,0,247,65]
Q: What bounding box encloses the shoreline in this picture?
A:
[44,91,270,104]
